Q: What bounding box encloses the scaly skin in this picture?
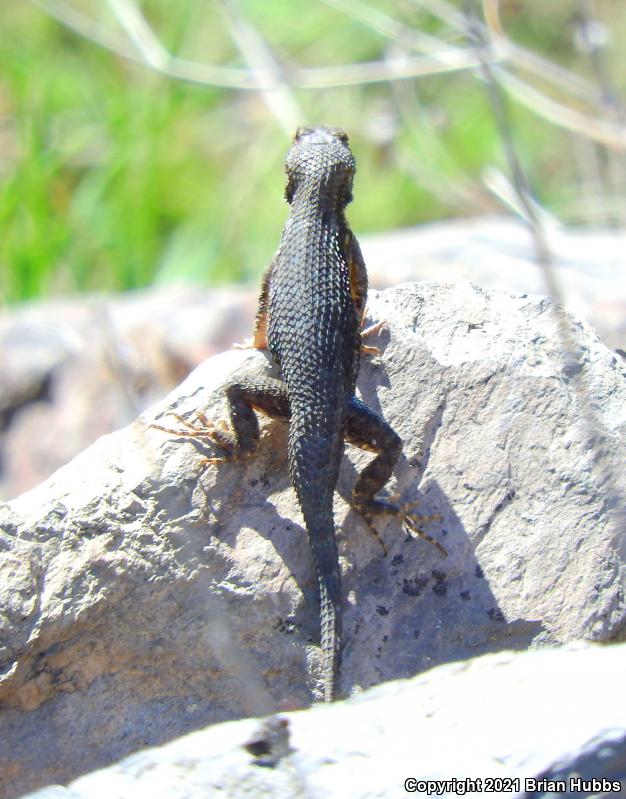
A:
[270,128,361,703]
[152,127,445,702]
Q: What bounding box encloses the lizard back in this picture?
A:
[268,127,360,403]
[267,126,362,700]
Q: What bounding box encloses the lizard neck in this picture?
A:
[287,171,351,225]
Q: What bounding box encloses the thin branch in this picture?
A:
[323,0,457,54]
[462,0,558,293]
[295,48,501,87]
[391,68,489,211]
[31,0,261,89]
[413,0,605,104]
[30,0,500,92]
[322,0,506,79]
[481,166,559,231]
[574,0,626,224]
[107,0,172,71]
[485,0,626,216]
[492,66,626,152]
[31,0,145,64]
[218,0,302,135]
[421,0,626,149]
[329,0,626,149]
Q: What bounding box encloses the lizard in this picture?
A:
[153,126,445,703]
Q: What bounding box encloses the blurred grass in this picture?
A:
[0,0,624,304]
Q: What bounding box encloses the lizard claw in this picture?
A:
[353,493,445,557]
[361,319,387,338]
[402,509,447,557]
[360,314,387,358]
[359,513,388,555]
[359,306,387,356]
[197,455,228,468]
[400,499,423,513]
[150,411,236,457]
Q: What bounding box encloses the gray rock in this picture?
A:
[22,642,626,799]
[2,216,624,502]
[1,282,624,798]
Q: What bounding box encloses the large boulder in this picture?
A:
[2,216,625,503]
[1,282,624,797]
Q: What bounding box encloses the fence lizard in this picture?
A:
[154,126,444,702]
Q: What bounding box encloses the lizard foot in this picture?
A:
[150,411,246,465]
[151,411,228,444]
[360,310,387,357]
[353,495,446,558]
[402,508,447,557]
[386,493,446,556]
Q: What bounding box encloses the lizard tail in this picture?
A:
[288,420,343,702]
[309,510,342,703]
[305,509,342,703]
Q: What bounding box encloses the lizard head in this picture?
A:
[284,126,356,207]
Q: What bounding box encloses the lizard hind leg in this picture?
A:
[345,396,447,558]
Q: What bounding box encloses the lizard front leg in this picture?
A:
[345,396,446,557]
[151,374,289,465]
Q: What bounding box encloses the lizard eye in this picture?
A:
[294,127,313,141]
[327,127,349,144]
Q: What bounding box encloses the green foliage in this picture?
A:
[0,1,622,303]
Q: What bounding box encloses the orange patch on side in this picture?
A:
[252,307,269,349]
[347,234,366,323]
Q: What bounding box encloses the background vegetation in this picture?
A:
[1,0,625,303]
